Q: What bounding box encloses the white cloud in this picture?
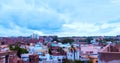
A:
[63,22,99,32]
[0,23,45,37]
[0,0,120,36]
[111,0,120,4]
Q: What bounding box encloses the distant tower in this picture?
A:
[30,33,39,39]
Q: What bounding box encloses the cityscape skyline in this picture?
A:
[0,33,119,37]
[0,0,120,37]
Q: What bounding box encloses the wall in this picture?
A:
[98,52,120,63]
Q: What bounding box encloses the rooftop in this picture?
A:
[98,44,120,63]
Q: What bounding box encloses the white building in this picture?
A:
[30,33,39,39]
[67,46,80,60]
[80,44,101,55]
[51,55,66,63]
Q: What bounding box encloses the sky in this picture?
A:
[0,0,120,37]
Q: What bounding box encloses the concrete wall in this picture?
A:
[98,52,120,63]
[99,60,120,63]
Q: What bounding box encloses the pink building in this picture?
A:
[98,44,120,63]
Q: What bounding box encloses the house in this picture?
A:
[80,44,102,63]
[67,45,80,61]
[98,44,120,63]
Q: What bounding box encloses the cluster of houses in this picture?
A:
[0,35,120,63]
[0,41,102,63]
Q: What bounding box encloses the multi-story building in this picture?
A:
[67,47,80,60]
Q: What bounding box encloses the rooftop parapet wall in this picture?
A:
[99,44,120,52]
[98,44,120,63]
[98,52,120,63]
[99,44,111,52]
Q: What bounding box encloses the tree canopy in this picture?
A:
[51,37,59,42]
[61,37,74,44]
[86,37,93,44]
[9,44,28,58]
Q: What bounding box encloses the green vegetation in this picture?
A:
[48,48,52,55]
[61,37,74,44]
[51,37,59,42]
[9,43,28,58]
[86,37,93,44]
[74,60,82,63]
[62,59,72,63]
[103,37,118,42]
[87,60,93,63]
[62,59,82,63]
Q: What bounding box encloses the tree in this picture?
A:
[62,59,72,63]
[48,48,52,55]
[74,60,82,63]
[86,37,93,44]
[51,37,59,42]
[9,44,28,58]
[61,37,74,44]
[104,38,116,42]
[71,45,76,61]
[62,59,82,63]
[87,60,93,63]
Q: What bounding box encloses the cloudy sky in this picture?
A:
[0,0,120,37]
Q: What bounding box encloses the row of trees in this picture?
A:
[61,37,74,44]
[99,38,119,43]
[52,37,93,44]
[62,59,92,63]
[52,36,120,44]
[51,37,74,44]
